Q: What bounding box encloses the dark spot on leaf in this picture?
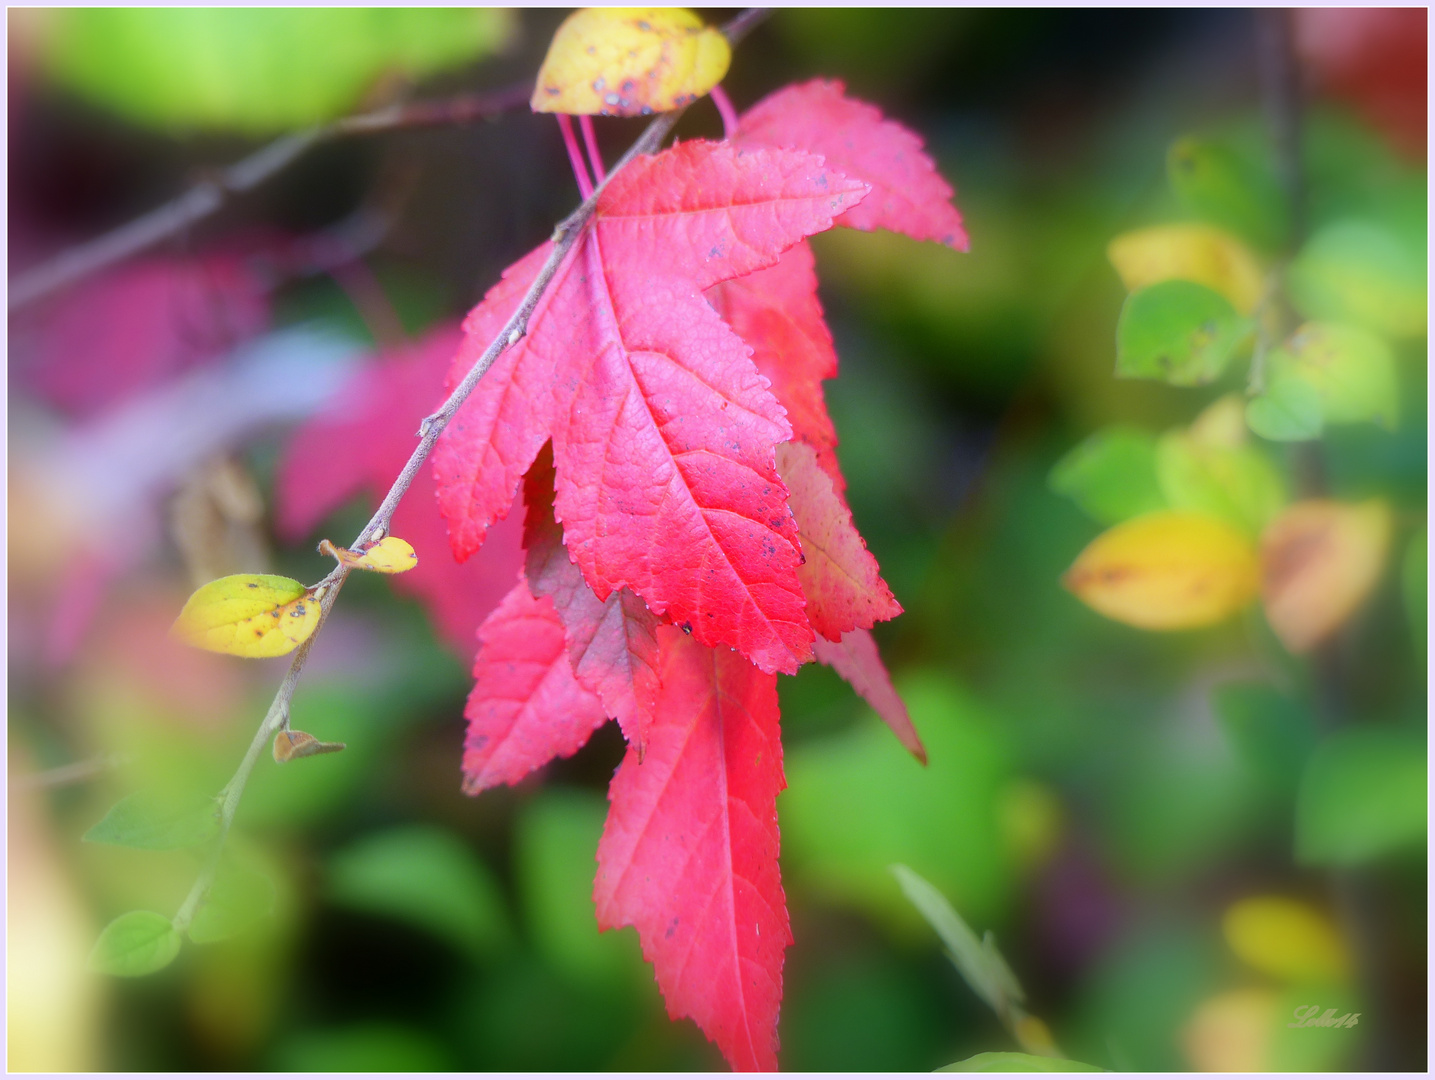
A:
[247,582,258,589]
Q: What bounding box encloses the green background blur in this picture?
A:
[8,8,1426,1072]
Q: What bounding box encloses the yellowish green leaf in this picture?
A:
[1063,511,1259,630]
[1267,322,1398,430]
[89,911,181,977]
[531,7,730,116]
[1260,499,1391,654]
[1115,281,1250,386]
[1288,220,1426,339]
[320,535,418,574]
[45,9,516,135]
[938,1052,1102,1072]
[1108,222,1265,314]
[1155,429,1286,536]
[1222,896,1349,983]
[1246,373,1323,442]
[171,574,320,658]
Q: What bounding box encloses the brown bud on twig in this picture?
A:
[273,729,346,763]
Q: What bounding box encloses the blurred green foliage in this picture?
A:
[42,8,515,133]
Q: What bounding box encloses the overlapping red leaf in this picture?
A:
[462,576,609,793]
[433,139,870,675]
[595,629,790,1071]
[439,82,967,1073]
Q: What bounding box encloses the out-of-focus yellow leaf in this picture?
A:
[272,730,346,764]
[531,7,730,116]
[1063,511,1259,630]
[1108,223,1265,314]
[319,536,417,575]
[171,574,319,658]
[1187,393,1249,449]
[1222,896,1349,983]
[1260,500,1391,653]
[1182,988,1279,1072]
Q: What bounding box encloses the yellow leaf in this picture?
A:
[1108,223,1265,315]
[1222,896,1349,983]
[1063,511,1259,629]
[1260,499,1391,653]
[273,730,346,764]
[1182,988,1279,1072]
[531,7,730,116]
[170,574,320,658]
[319,535,417,574]
[1186,393,1249,449]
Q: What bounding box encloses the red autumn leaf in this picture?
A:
[595,628,790,1072]
[733,79,969,251]
[706,241,844,486]
[709,83,969,492]
[275,324,523,653]
[434,139,870,674]
[16,254,270,418]
[1296,8,1427,158]
[523,444,663,752]
[813,627,926,764]
[777,440,901,641]
[462,575,609,794]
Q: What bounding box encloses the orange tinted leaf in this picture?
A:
[1182,988,1280,1072]
[320,535,418,574]
[273,729,346,763]
[1063,511,1259,629]
[1260,499,1391,653]
[531,7,730,116]
[1108,223,1265,314]
[170,574,320,658]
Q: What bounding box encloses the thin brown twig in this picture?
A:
[166,8,767,934]
[8,81,532,311]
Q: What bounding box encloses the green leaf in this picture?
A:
[89,911,181,977]
[1212,682,1317,794]
[84,789,219,851]
[1403,528,1426,654]
[1287,221,1427,339]
[939,1052,1103,1072]
[1246,374,1323,442]
[1115,280,1249,386]
[326,826,510,959]
[1049,427,1167,525]
[188,861,276,944]
[44,9,515,134]
[1155,432,1285,535]
[516,789,643,987]
[1167,135,1287,251]
[1296,726,1426,866]
[1265,322,1398,430]
[892,864,1017,1016]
